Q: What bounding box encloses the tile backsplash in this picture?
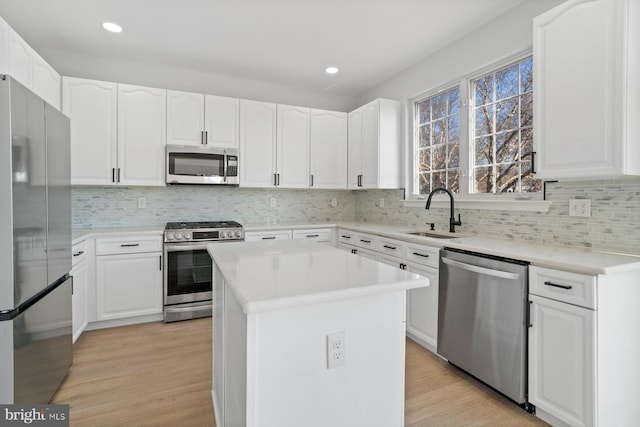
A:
[72,186,356,228]
[354,179,640,256]
[73,178,640,255]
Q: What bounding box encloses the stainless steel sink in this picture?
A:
[404,231,461,239]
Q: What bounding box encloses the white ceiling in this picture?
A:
[0,0,525,97]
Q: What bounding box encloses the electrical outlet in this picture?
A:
[137,197,146,209]
[327,331,346,369]
[331,197,338,207]
[379,198,385,208]
[270,197,277,208]
[569,198,591,217]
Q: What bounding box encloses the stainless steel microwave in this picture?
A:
[166,145,239,185]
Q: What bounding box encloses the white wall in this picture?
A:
[356,0,564,106]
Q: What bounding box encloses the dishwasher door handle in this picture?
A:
[442,257,521,280]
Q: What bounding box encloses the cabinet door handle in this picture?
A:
[383,245,397,250]
[341,235,351,239]
[261,236,276,240]
[310,174,314,187]
[204,131,208,145]
[531,151,537,174]
[351,249,357,254]
[412,252,429,258]
[120,243,140,247]
[112,168,116,183]
[201,131,204,145]
[73,251,85,257]
[543,281,573,290]
[159,255,162,270]
[277,173,280,186]
[360,239,371,244]
[306,234,319,238]
[527,301,533,327]
[273,173,277,186]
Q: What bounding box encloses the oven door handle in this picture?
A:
[164,243,210,252]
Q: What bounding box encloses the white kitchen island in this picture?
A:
[208,239,428,427]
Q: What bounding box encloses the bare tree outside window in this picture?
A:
[471,57,540,193]
[415,87,460,195]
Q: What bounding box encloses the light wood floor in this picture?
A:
[54,319,548,426]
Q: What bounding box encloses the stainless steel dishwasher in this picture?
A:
[438,248,531,409]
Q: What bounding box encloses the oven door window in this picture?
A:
[166,249,212,295]
[168,152,224,177]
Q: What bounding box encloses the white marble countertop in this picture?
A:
[208,239,428,314]
[72,226,164,244]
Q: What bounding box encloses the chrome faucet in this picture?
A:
[425,187,462,233]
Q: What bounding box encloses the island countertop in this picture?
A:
[208,239,428,314]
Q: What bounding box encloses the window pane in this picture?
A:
[413,86,460,196]
[474,166,494,193]
[447,143,459,169]
[471,56,539,194]
[520,58,533,93]
[496,97,519,132]
[474,105,494,136]
[496,163,518,193]
[432,93,446,119]
[418,149,431,172]
[496,64,519,100]
[474,75,494,106]
[520,93,533,127]
[496,131,519,164]
[521,161,541,192]
[474,136,493,166]
[447,171,460,194]
[417,124,431,149]
[417,99,430,123]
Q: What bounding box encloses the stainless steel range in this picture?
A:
[163,221,244,322]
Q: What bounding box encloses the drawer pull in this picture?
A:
[383,245,397,250]
[73,251,85,257]
[341,235,351,239]
[262,236,276,240]
[412,252,429,258]
[120,243,140,247]
[306,234,320,238]
[544,281,573,290]
[360,239,371,244]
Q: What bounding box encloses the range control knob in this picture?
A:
[184,232,192,240]
[176,232,184,240]
[235,230,241,238]
[167,232,175,241]
[220,231,227,239]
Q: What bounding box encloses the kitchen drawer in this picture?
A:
[245,230,292,242]
[338,229,357,245]
[338,229,378,250]
[377,237,405,258]
[72,240,88,266]
[292,228,333,243]
[405,243,439,268]
[96,235,163,255]
[530,266,596,309]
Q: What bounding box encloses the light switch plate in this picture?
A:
[137,197,146,209]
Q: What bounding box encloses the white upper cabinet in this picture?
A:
[239,99,277,187]
[310,109,348,189]
[348,98,401,189]
[167,90,239,148]
[63,77,118,186]
[63,77,166,186]
[0,20,60,109]
[277,104,310,188]
[533,0,640,179]
[117,84,167,186]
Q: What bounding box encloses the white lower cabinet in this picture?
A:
[528,294,595,427]
[405,264,438,352]
[95,235,163,322]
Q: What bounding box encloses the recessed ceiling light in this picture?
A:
[102,22,123,33]
[325,67,339,75]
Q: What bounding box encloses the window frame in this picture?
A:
[406,50,544,206]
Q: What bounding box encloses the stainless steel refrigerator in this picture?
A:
[0,75,72,404]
